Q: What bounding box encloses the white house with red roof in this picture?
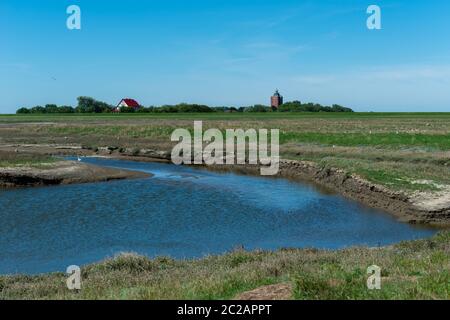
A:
[113,98,141,112]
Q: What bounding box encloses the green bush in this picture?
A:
[279,101,353,113]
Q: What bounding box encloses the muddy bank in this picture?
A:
[284,161,450,225]
[0,161,151,188]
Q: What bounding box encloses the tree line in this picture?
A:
[16,96,354,114]
[17,97,113,114]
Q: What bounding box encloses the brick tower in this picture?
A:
[270,89,283,110]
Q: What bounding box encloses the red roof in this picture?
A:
[119,98,140,108]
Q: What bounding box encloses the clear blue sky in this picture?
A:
[1,0,450,113]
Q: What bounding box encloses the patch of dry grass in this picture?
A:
[0,151,56,168]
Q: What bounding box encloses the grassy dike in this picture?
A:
[1,232,449,300]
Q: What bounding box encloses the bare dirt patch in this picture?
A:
[234,283,293,300]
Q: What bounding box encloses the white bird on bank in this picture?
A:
[77,156,82,162]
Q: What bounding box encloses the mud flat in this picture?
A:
[0,160,151,188]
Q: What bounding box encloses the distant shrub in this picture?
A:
[244,104,271,112]
[119,106,136,113]
[136,106,156,113]
[58,106,75,113]
[44,104,59,113]
[16,107,30,114]
[30,106,46,113]
[76,96,112,113]
[153,103,215,113]
[279,101,353,113]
